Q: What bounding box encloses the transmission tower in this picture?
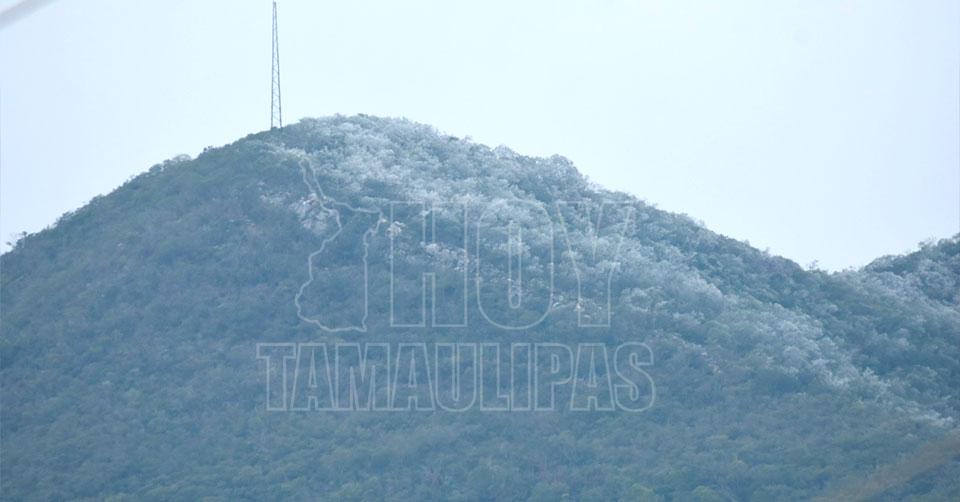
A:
[270,0,282,129]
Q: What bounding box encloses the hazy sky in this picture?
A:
[2,0,958,270]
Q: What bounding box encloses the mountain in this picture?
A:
[2,115,958,500]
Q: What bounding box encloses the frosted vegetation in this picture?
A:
[2,115,958,499]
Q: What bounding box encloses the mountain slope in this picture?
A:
[2,115,958,500]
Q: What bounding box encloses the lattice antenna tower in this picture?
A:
[270,1,282,129]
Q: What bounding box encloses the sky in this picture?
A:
[1,0,958,270]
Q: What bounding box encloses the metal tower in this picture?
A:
[270,0,282,129]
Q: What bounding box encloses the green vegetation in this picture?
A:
[2,115,958,500]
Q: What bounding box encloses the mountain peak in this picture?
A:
[2,118,958,499]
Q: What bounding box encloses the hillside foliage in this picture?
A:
[2,116,958,500]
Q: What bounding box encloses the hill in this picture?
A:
[2,115,958,500]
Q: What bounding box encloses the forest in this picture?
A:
[2,115,958,500]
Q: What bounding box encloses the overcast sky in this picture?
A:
[2,0,958,270]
